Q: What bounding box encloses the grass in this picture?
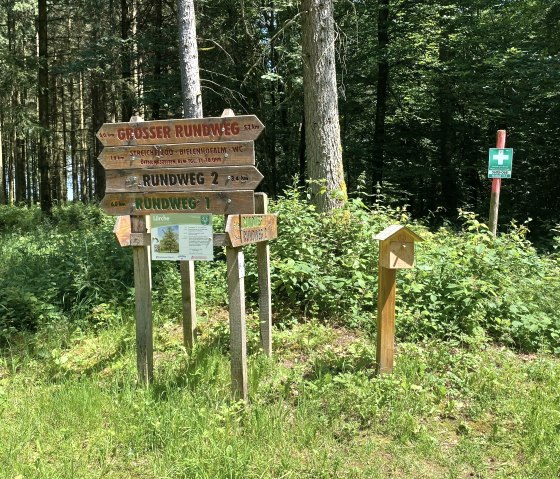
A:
[1,311,559,478]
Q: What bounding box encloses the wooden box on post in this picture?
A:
[375,225,422,270]
[374,225,423,375]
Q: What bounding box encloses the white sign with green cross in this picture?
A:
[488,148,513,178]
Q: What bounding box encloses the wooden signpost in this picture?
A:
[225,214,278,247]
[374,225,423,374]
[97,110,275,400]
[98,141,255,169]
[96,115,264,146]
[105,166,263,193]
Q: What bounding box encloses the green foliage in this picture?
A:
[244,187,560,353]
[398,211,560,352]
[0,205,134,339]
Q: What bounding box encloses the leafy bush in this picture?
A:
[1,196,558,353]
[246,187,560,353]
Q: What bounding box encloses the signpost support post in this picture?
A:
[255,193,272,356]
[488,130,507,236]
[374,226,423,374]
[226,246,248,401]
[181,261,197,350]
[131,214,153,384]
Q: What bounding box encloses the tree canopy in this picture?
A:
[0,0,558,235]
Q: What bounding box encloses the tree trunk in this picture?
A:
[437,22,458,214]
[177,0,202,118]
[91,75,106,200]
[38,0,51,214]
[177,0,203,351]
[0,119,5,204]
[121,0,135,121]
[301,0,346,212]
[372,0,390,193]
[151,0,163,119]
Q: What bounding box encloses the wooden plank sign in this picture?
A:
[100,191,255,216]
[226,214,278,247]
[98,141,255,169]
[104,166,263,193]
[96,116,264,147]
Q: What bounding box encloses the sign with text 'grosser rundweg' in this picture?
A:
[97,115,264,216]
[226,214,278,247]
[96,116,264,147]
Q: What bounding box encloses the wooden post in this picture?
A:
[374,225,423,374]
[131,215,153,384]
[180,261,196,350]
[376,265,396,374]
[255,193,273,356]
[488,130,506,236]
[226,246,248,401]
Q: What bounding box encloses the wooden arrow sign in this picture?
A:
[98,141,255,169]
[100,191,255,216]
[105,166,263,193]
[225,214,278,247]
[96,115,264,147]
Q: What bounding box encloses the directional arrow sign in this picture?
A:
[100,191,255,216]
[98,141,255,169]
[96,115,264,147]
[104,166,264,193]
[488,148,513,178]
[225,214,278,247]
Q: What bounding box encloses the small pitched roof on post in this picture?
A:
[374,225,423,242]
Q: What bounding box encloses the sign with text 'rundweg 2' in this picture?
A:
[97,115,265,216]
[488,148,513,178]
[151,213,213,261]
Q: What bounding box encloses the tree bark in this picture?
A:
[437,20,458,213]
[0,119,5,204]
[301,0,346,212]
[177,0,203,118]
[177,0,202,351]
[372,0,390,193]
[121,0,135,121]
[38,0,52,215]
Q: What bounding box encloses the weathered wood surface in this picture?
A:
[255,193,273,357]
[375,225,422,270]
[100,191,255,216]
[98,141,255,169]
[113,215,132,247]
[376,266,396,375]
[96,115,264,146]
[226,246,248,401]
[181,260,197,351]
[104,166,263,193]
[131,215,153,384]
[225,214,277,247]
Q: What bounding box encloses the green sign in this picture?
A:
[488,148,513,178]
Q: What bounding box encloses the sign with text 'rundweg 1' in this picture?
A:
[97,115,264,216]
[488,148,513,179]
[226,214,278,247]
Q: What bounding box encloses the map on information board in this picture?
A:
[151,213,213,261]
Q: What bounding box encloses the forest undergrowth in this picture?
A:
[0,190,559,478]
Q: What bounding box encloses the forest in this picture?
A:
[1,1,560,477]
[1,0,559,236]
